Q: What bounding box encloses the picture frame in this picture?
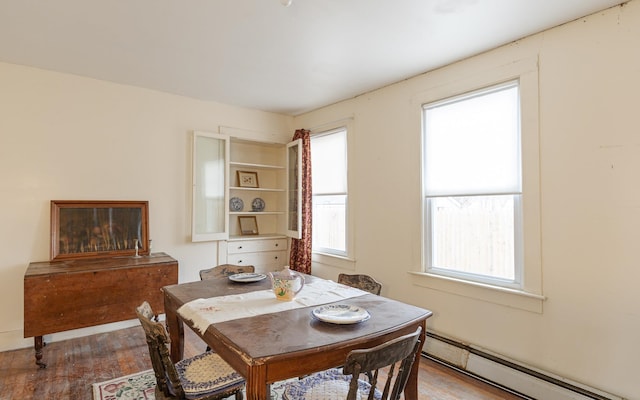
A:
[50,200,149,260]
[238,216,259,235]
[237,170,259,188]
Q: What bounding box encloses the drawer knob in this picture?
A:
[238,246,243,249]
[275,243,279,247]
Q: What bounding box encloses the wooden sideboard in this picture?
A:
[24,252,178,368]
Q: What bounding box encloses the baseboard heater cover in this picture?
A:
[423,331,623,400]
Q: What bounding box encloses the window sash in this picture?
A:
[423,81,521,197]
[312,194,347,256]
[311,129,347,195]
[425,194,522,287]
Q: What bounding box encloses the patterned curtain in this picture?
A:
[289,129,312,274]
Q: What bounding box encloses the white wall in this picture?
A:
[295,2,639,399]
[2,3,639,398]
[0,62,292,350]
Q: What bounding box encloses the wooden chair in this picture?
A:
[338,273,382,295]
[135,301,245,400]
[281,327,423,400]
[199,264,255,280]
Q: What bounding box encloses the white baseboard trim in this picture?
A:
[424,332,623,400]
[0,319,142,353]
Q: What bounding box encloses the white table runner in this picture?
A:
[178,279,369,334]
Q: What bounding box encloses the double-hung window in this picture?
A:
[311,127,348,257]
[423,81,522,288]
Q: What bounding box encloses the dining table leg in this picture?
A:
[164,293,185,363]
[404,321,427,400]
[245,365,269,400]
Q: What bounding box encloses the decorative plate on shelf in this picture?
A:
[228,272,267,283]
[229,197,244,212]
[311,304,371,324]
[251,197,265,212]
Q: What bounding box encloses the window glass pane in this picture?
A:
[430,195,515,280]
[424,83,520,196]
[194,135,225,235]
[287,143,299,232]
[312,195,346,253]
[311,130,346,194]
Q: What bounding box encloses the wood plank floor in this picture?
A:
[0,326,526,399]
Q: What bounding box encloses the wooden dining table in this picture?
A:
[163,274,432,400]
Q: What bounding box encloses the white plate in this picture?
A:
[251,197,265,212]
[229,197,244,211]
[312,304,371,324]
[228,272,267,282]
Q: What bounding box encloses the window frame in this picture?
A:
[413,57,544,313]
[311,126,349,258]
[423,81,523,289]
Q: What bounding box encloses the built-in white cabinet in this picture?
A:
[226,237,288,274]
[191,128,301,272]
[228,138,287,238]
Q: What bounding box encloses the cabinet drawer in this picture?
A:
[228,238,287,254]
[227,251,288,271]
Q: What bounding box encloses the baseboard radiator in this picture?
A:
[423,331,623,400]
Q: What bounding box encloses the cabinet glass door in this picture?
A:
[192,131,229,241]
[286,139,302,239]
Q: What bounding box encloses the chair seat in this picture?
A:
[174,351,245,398]
[282,368,382,400]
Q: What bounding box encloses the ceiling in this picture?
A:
[0,0,626,116]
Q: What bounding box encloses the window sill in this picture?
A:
[409,271,545,313]
[312,252,355,270]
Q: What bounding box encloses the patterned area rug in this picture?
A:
[92,369,292,400]
[92,370,156,400]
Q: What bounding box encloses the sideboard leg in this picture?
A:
[34,336,47,368]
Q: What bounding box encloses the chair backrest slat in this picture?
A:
[136,301,185,398]
[343,327,422,400]
[199,264,255,280]
[338,273,382,295]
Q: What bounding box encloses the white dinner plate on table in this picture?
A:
[312,304,371,324]
[228,272,267,283]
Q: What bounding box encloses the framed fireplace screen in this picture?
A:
[50,200,149,260]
